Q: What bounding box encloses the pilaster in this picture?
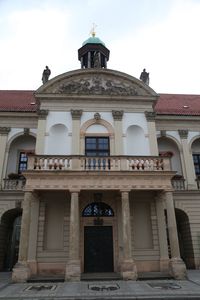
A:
[0,127,10,188]
[145,111,158,155]
[178,130,196,189]
[112,110,123,155]
[71,110,82,155]
[65,190,81,281]
[156,193,169,272]
[164,191,186,279]
[120,190,137,280]
[27,193,40,275]
[35,110,48,154]
[12,191,34,282]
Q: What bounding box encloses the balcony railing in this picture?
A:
[3,178,26,190]
[171,177,185,190]
[27,155,171,172]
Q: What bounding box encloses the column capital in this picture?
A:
[145,111,156,121]
[71,109,83,120]
[112,110,124,120]
[0,127,10,135]
[178,129,188,139]
[69,189,80,194]
[37,109,48,119]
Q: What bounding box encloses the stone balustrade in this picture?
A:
[3,178,26,190]
[27,155,171,172]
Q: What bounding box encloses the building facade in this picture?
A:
[0,35,200,282]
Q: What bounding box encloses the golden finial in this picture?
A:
[90,23,97,37]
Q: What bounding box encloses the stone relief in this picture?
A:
[53,75,141,96]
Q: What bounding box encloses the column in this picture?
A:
[65,191,81,281]
[71,110,82,155]
[35,110,48,154]
[164,191,186,279]
[27,193,40,275]
[178,130,196,189]
[112,110,124,155]
[156,193,169,271]
[0,127,10,188]
[120,191,137,280]
[145,111,158,156]
[12,191,33,282]
[88,52,91,68]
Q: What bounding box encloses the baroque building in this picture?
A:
[0,34,200,282]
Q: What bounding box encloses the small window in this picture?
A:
[18,152,28,174]
[193,154,200,175]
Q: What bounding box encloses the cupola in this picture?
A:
[78,30,110,69]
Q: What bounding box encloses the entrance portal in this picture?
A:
[84,226,114,273]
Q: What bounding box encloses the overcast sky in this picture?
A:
[0,0,200,94]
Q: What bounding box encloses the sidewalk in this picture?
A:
[0,271,200,299]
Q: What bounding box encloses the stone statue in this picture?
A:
[140,68,149,85]
[93,51,101,68]
[42,66,51,84]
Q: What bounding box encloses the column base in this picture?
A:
[160,258,170,272]
[169,258,187,279]
[121,259,138,280]
[65,260,81,281]
[27,260,38,276]
[12,262,31,283]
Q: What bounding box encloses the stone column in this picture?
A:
[164,191,186,279]
[178,130,196,189]
[12,191,34,282]
[112,110,124,155]
[27,193,40,275]
[156,193,169,272]
[145,111,158,156]
[120,190,137,280]
[65,191,81,281]
[88,52,91,68]
[35,110,48,154]
[0,127,10,188]
[71,110,82,156]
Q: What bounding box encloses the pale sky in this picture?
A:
[0,0,200,94]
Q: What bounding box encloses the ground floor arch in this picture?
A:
[175,208,195,269]
[0,208,22,271]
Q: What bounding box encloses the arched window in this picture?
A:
[82,202,114,217]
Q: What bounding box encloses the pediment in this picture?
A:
[36,69,157,97]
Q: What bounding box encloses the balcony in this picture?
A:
[3,178,26,190]
[27,155,171,172]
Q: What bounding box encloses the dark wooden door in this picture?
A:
[84,226,114,273]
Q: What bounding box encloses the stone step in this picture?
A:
[81,272,122,281]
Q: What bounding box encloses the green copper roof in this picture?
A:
[82,36,105,46]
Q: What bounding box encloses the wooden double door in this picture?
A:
[84,226,114,273]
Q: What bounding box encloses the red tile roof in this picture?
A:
[0,90,200,116]
[156,94,200,116]
[0,90,37,112]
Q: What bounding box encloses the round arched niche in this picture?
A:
[157,136,182,175]
[126,125,148,155]
[46,124,69,155]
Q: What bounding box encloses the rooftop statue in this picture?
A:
[42,66,51,84]
[140,68,149,85]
